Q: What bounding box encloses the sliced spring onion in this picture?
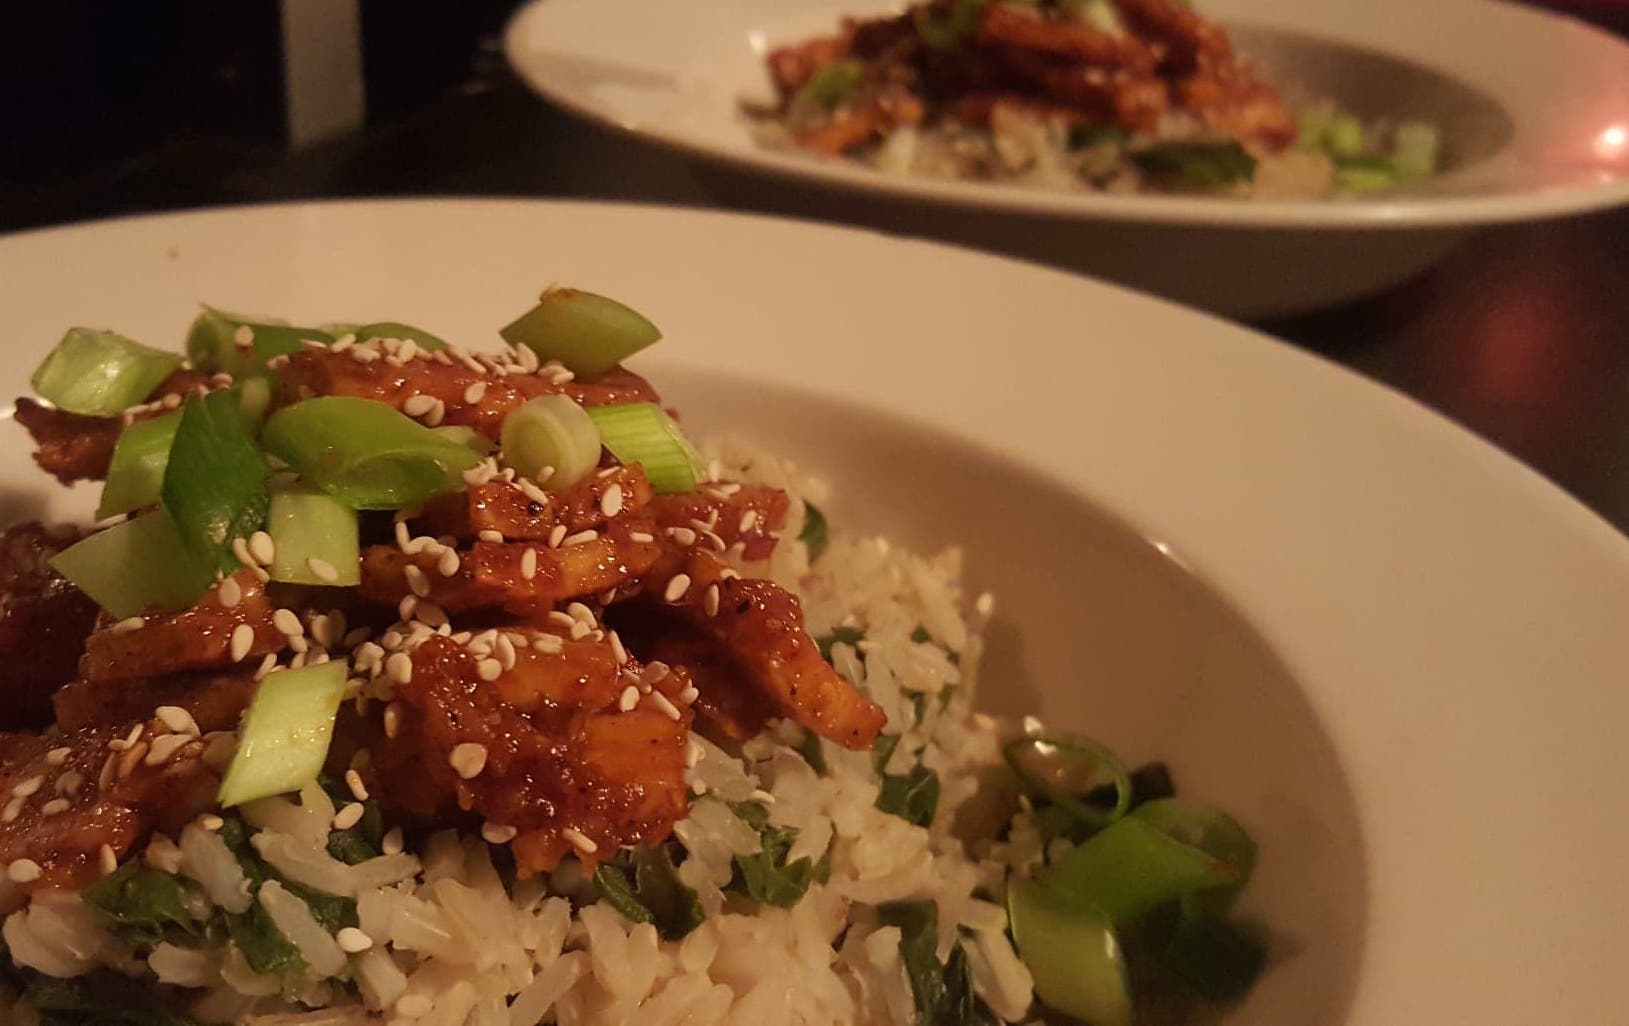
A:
[217,661,349,808]
[1324,115,1366,159]
[1128,141,1256,187]
[161,391,271,577]
[1004,734,1132,831]
[96,411,180,520]
[500,395,602,490]
[48,511,213,618]
[1295,109,1333,152]
[1007,878,1133,1026]
[1333,157,1396,193]
[500,287,661,378]
[913,0,989,50]
[351,321,448,351]
[1132,798,1256,905]
[793,60,865,111]
[433,424,497,455]
[1039,812,1242,926]
[584,402,703,494]
[260,396,481,509]
[235,376,274,431]
[1391,120,1439,181]
[30,328,182,417]
[185,306,333,375]
[266,485,360,587]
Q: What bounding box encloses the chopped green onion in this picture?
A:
[1325,115,1366,159]
[234,377,274,431]
[1008,878,1133,1026]
[351,321,448,351]
[1391,120,1439,181]
[266,485,359,587]
[800,501,830,561]
[433,424,497,455]
[877,902,946,1019]
[260,397,481,510]
[161,391,271,578]
[96,411,180,520]
[584,403,703,494]
[499,395,602,491]
[1004,734,1132,831]
[1132,798,1256,904]
[914,0,989,49]
[1295,108,1334,152]
[1129,141,1257,187]
[218,661,349,808]
[30,328,182,417]
[49,511,213,618]
[186,306,334,376]
[793,59,865,111]
[1040,804,1249,925]
[1333,158,1396,193]
[500,287,661,378]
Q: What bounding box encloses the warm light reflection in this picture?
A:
[1595,124,1628,161]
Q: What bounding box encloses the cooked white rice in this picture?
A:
[1,439,1042,1026]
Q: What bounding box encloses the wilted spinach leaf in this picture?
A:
[877,764,941,828]
[81,862,195,947]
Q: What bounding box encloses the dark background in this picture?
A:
[3,0,1628,529]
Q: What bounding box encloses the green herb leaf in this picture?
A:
[876,765,941,827]
[594,861,655,926]
[800,502,830,561]
[1128,140,1256,187]
[913,0,989,50]
[792,60,865,111]
[871,733,901,776]
[81,861,196,948]
[26,973,204,1026]
[941,943,1002,1026]
[632,844,706,940]
[878,901,946,1022]
[318,778,384,866]
[733,826,820,908]
[727,799,771,832]
[161,390,271,578]
[799,729,828,776]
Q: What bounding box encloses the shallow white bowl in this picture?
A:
[2,200,1627,1024]
[504,0,1629,317]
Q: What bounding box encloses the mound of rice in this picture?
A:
[0,439,1043,1026]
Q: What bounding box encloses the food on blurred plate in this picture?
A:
[749,0,1440,197]
[1,290,1264,1024]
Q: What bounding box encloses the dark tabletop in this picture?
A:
[4,70,1627,534]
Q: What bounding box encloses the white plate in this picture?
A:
[2,200,1627,1025]
[504,0,1629,316]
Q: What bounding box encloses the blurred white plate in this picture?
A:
[2,200,1627,1024]
[504,0,1629,316]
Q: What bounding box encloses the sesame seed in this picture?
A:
[517,479,550,505]
[618,686,640,712]
[332,803,365,831]
[478,529,504,543]
[476,658,503,682]
[608,631,628,665]
[97,753,116,791]
[343,627,371,649]
[7,859,42,883]
[668,527,696,546]
[394,520,413,551]
[118,741,149,778]
[230,623,255,662]
[345,769,369,802]
[629,531,655,544]
[976,592,996,617]
[403,394,437,418]
[397,595,419,621]
[436,548,460,577]
[218,576,243,608]
[424,399,446,428]
[415,602,448,629]
[198,813,224,832]
[643,661,671,686]
[678,686,699,705]
[520,548,538,580]
[481,822,518,845]
[122,723,146,749]
[494,634,517,670]
[383,702,403,739]
[351,346,381,364]
[685,738,705,768]
[449,742,488,779]
[160,393,182,410]
[562,529,598,547]
[12,776,43,799]
[248,531,275,566]
[382,827,404,856]
[561,827,598,854]
[306,556,341,583]
[704,584,720,617]
[254,653,279,681]
[232,324,254,346]
[739,509,759,533]
[385,653,413,685]
[99,844,118,876]
[403,564,431,598]
[750,789,777,805]
[273,608,304,636]
[44,747,71,767]
[111,615,146,635]
[463,381,487,405]
[40,798,70,817]
[0,798,19,823]
[336,926,373,954]
[664,574,692,603]
[649,692,682,721]
[600,484,624,518]
[534,634,564,655]
[144,733,192,766]
[547,524,567,549]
